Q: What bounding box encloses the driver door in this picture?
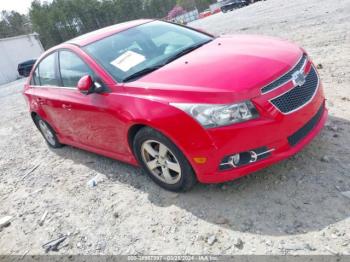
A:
[55,50,121,153]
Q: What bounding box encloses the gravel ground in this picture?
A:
[1,0,350,256]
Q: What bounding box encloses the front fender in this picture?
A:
[119,95,216,173]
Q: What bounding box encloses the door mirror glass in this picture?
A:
[77,75,93,93]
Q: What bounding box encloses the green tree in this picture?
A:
[0,10,31,38]
[144,0,177,18]
[29,0,214,49]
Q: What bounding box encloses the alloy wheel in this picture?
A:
[38,120,56,146]
[141,140,182,184]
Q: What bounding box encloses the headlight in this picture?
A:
[170,101,259,128]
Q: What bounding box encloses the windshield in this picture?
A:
[83,21,213,82]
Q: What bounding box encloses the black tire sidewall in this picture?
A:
[133,127,197,192]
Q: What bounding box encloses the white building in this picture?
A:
[0,33,44,85]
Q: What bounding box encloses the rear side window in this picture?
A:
[37,53,59,86]
[31,67,40,85]
[59,51,93,87]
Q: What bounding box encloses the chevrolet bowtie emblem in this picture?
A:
[292,70,306,87]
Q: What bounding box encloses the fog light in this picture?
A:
[219,147,274,171]
[229,154,240,167]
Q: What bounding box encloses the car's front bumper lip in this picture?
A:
[196,103,328,183]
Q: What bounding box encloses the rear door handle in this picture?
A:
[37,97,45,105]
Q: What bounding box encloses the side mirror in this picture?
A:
[77,75,106,95]
[77,75,93,94]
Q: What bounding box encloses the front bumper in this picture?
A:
[191,78,327,184]
[197,102,327,183]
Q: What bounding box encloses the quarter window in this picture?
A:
[37,53,59,86]
[59,51,93,87]
[32,67,40,85]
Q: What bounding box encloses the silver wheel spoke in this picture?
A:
[147,159,159,170]
[161,167,173,183]
[143,143,158,157]
[39,122,46,130]
[166,161,181,173]
[39,120,55,145]
[158,144,168,158]
[141,140,182,185]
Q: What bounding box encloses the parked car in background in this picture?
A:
[23,20,327,192]
[220,0,249,13]
[199,9,212,19]
[18,59,37,77]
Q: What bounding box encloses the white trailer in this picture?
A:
[0,33,44,85]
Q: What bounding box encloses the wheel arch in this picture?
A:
[126,120,208,179]
[127,122,198,185]
[127,123,147,154]
[30,111,39,128]
[30,110,59,134]
[30,111,38,120]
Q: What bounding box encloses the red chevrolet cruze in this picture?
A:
[23,20,327,191]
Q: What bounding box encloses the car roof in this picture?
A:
[66,19,153,47]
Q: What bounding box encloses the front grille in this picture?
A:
[270,66,319,114]
[261,54,308,94]
[288,103,325,146]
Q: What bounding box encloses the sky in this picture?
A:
[1,0,37,14]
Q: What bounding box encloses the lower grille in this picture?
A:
[288,103,325,146]
[271,66,319,114]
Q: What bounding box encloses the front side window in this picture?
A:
[83,21,213,82]
[37,52,59,86]
[59,51,93,87]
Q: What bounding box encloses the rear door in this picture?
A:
[30,52,68,135]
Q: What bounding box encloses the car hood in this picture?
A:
[125,35,303,103]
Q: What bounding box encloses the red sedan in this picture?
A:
[23,20,327,191]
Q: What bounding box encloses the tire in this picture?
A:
[133,127,197,192]
[34,115,64,148]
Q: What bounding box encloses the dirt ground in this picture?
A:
[1,0,350,256]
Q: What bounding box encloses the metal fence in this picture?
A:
[172,9,200,24]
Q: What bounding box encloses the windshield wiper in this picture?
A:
[123,65,163,82]
[163,40,211,65]
[122,40,211,83]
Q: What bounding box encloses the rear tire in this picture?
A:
[34,115,63,148]
[133,127,197,192]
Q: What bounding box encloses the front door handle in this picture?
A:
[62,104,72,110]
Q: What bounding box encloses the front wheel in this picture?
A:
[133,127,197,192]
